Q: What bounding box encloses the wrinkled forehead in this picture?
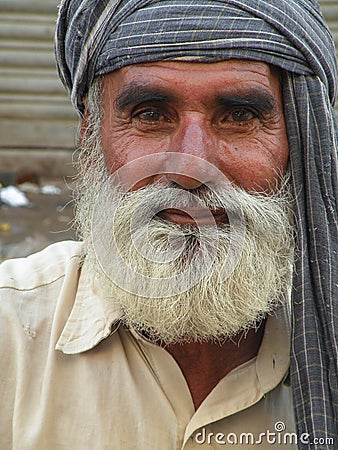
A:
[101,59,282,107]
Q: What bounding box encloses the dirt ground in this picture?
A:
[0,177,77,262]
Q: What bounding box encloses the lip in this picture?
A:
[158,207,226,225]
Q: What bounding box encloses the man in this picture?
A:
[0,0,337,448]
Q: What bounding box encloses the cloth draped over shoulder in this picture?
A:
[55,0,338,447]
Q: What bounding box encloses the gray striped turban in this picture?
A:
[55,0,338,447]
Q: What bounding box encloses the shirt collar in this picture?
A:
[55,255,123,354]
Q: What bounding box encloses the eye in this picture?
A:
[133,107,173,125]
[132,106,174,131]
[136,109,162,122]
[229,108,255,122]
[218,107,259,130]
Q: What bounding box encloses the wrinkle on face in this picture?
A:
[100,59,289,193]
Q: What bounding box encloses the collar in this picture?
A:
[55,255,123,354]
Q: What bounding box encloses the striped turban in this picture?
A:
[55,0,338,447]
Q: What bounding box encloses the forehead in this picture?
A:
[102,59,282,102]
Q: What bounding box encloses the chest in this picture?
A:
[5,329,296,450]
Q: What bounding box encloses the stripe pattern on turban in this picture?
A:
[55,0,338,447]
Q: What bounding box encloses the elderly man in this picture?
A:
[1,0,337,448]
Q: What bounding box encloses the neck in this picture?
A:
[162,322,266,410]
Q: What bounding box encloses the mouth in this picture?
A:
[157,207,227,225]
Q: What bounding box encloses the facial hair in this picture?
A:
[74,101,294,344]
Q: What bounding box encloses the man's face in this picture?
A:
[77,59,294,344]
[101,59,289,203]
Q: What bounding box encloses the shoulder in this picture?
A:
[0,241,84,335]
[0,240,84,291]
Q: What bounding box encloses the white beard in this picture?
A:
[75,163,294,344]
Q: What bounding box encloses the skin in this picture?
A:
[101,59,288,189]
[95,59,289,409]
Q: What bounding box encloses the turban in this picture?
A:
[55,0,338,447]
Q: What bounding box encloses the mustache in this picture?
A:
[109,174,293,231]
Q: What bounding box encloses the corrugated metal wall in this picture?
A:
[0,0,77,151]
[0,0,337,152]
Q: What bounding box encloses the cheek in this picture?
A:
[101,126,171,189]
[101,123,155,172]
[102,134,144,173]
[217,132,289,191]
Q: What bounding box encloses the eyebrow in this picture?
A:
[115,83,174,112]
[215,89,278,113]
[114,82,278,114]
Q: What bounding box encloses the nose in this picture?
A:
[163,120,218,189]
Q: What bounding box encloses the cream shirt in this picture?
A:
[0,241,296,449]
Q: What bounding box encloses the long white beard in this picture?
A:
[75,161,294,344]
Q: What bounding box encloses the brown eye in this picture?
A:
[137,110,162,122]
[230,109,255,122]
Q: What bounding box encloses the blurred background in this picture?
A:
[0,0,78,261]
[0,0,338,261]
